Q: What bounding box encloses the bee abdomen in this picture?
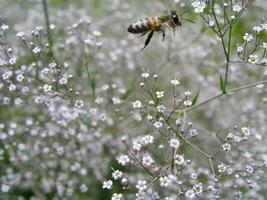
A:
[127,18,153,34]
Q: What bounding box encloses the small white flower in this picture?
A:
[193,183,203,194]
[147,114,153,121]
[16,74,24,82]
[142,135,154,145]
[209,20,215,28]
[262,43,267,49]
[253,26,262,34]
[141,72,150,78]
[191,1,206,14]
[218,163,227,173]
[232,5,242,12]
[241,127,251,136]
[157,105,166,113]
[43,84,52,93]
[169,138,180,149]
[222,143,231,151]
[1,184,9,192]
[184,91,191,96]
[74,100,84,108]
[80,184,88,193]
[117,155,130,166]
[132,100,142,108]
[159,176,171,188]
[1,24,9,31]
[248,54,258,64]
[142,154,154,167]
[93,30,101,37]
[154,121,162,129]
[59,77,68,85]
[189,129,198,137]
[111,193,123,200]
[183,100,192,106]
[9,84,16,91]
[103,180,113,189]
[16,31,25,38]
[112,170,123,180]
[261,58,267,65]
[136,180,147,192]
[156,91,165,98]
[32,46,41,54]
[9,57,16,65]
[170,79,180,86]
[174,154,185,165]
[243,33,253,42]
[185,189,195,199]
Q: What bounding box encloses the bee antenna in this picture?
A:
[183,18,195,24]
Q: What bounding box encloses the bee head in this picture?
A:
[171,10,182,26]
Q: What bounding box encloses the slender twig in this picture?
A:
[42,0,54,58]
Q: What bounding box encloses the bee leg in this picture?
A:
[138,32,148,37]
[141,30,154,51]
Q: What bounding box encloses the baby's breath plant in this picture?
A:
[0,0,267,199]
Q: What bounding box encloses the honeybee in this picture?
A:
[127,10,182,50]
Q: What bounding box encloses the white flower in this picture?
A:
[16,74,24,82]
[232,5,242,12]
[9,84,16,91]
[184,90,191,96]
[112,170,123,180]
[136,180,147,192]
[193,183,203,194]
[156,91,164,98]
[112,97,121,104]
[74,100,84,108]
[174,154,185,165]
[1,24,9,31]
[245,165,254,174]
[243,33,253,42]
[59,77,68,85]
[32,46,41,54]
[190,129,198,137]
[222,143,231,151]
[9,57,16,65]
[1,184,9,192]
[80,184,88,193]
[262,43,267,49]
[141,72,150,78]
[191,1,206,13]
[157,105,166,113]
[133,141,142,151]
[132,100,142,108]
[159,176,171,188]
[16,31,25,38]
[111,193,123,200]
[43,84,52,93]
[142,135,154,145]
[218,163,227,173]
[169,138,180,149]
[253,26,262,34]
[154,121,162,129]
[241,127,251,136]
[170,79,180,86]
[183,100,192,106]
[103,180,113,189]
[142,154,154,167]
[93,30,101,37]
[185,189,195,199]
[147,114,153,121]
[248,54,258,64]
[117,155,130,166]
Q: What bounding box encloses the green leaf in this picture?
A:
[219,76,225,92]
[192,90,200,106]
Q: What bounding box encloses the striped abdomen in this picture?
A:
[127,16,160,34]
